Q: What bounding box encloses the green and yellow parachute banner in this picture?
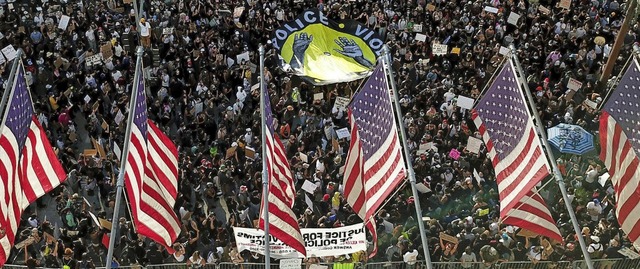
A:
[271,9,384,85]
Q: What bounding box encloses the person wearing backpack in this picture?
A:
[587,236,603,259]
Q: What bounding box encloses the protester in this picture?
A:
[1,0,638,266]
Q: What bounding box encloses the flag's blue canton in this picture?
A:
[5,67,34,150]
[350,66,393,159]
[603,61,640,157]
[133,64,148,139]
[263,89,276,134]
[475,64,528,160]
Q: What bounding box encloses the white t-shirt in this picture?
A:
[139,22,151,37]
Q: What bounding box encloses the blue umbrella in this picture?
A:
[547,124,595,155]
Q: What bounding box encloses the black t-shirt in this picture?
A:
[604,246,624,259]
[512,247,528,261]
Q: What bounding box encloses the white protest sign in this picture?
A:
[113,142,122,162]
[302,180,317,194]
[333,96,350,110]
[507,12,521,26]
[567,78,582,91]
[415,33,427,42]
[309,265,329,269]
[599,172,610,187]
[0,32,4,40]
[432,44,448,55]
[58,15,71,30]
[484,6,499,13]
[416,183,431,193]
[456,95,475,110]
[314,93,323,100]
[583,99,597,109]
[234,224,368,258]
[85,54,103,66]
[618,247,640,259]
[114,110,125,126]
[413,24,423,32]
[466,136,483,154]
[226,57,235,67]
[2,45,17,62]
[305,194,313,210]
[236,52,250,64]
[162,27,174,35]
[499,46,511,56]
[280,259,301,269]
[336,127,350,140]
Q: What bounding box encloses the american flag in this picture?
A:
[123,60,181,252]
[343,64,406,257]
[600,58,640,244]
[0,61,66,266]
[472,60,560,240]
[502,190,563,242]
[258,89,306,256]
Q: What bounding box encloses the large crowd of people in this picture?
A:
[1,0,639,267]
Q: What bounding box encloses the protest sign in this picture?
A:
[432,44,448,55]
[234,224,368,258]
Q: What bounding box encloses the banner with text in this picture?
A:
[234,224,367,258]
[272,9,382,85]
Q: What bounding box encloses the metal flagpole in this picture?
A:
[382,45,433,269]
[0,49,23,115]
[105,46,145,269]
[509,45,595,269]
[259,45,271,267]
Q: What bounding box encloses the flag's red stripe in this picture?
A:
[365,172,405,220]
[615,157,639,224]
[147,123,178,198]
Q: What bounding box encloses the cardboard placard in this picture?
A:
[466,137,483,154]
[83,149,98,156]
[507,12,521,25]
[432,44,448,55]
[439,232,458,244]
[336,127,350,140]
[538,5,550,14]
[416,183,431,193]
[245,147,256,160]
[564,89,576,101]
[517,228,538,238]
[583,99,597,109]
[598,172,610,187]
[101,43,113,59]
[426,4,436,11]
[310,265,329,269]
[559,0,571,9]
[567,78,582,91]
[226,146,237,159]
[415,33,427,42]
[456,95,475,110]
[182,211,193,221]
[14,237,35,249]
[302,180,317,194]
[99,218,112,230]
[451,47,461,55]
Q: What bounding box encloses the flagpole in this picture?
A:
[382,45,433,269]
[105,46,145,269]
[259,45,271,268]
[0,49,22,116]
[509,45,595,269]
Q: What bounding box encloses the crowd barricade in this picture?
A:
[5,258,640,269]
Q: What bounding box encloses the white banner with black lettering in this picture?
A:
[233,224,367,258]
